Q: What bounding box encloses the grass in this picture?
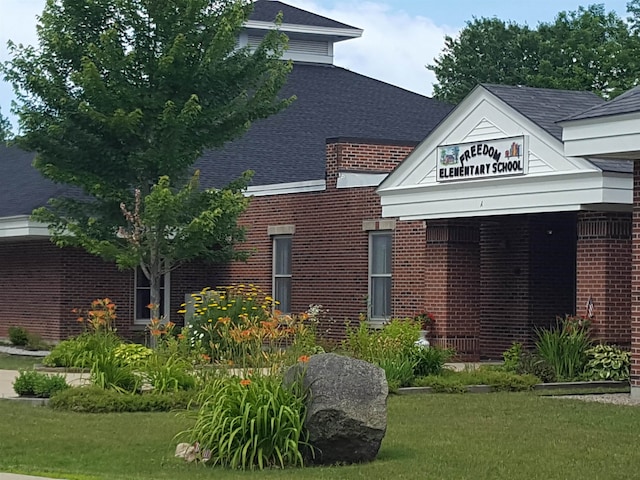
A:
[2,392,640,479]
[0,352,42,370]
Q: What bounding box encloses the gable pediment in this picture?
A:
[378,86,631,220]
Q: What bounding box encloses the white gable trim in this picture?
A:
[378,86,632,220]
[243,20,362,41]
[0,216,50,239]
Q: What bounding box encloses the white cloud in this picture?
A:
[283,0,458,96]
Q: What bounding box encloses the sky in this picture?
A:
[0,0,632,130]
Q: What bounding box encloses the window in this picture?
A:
[273,236,292,313]
[134,268,170,324]
[369,231,392,321]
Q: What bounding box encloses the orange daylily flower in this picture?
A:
[240,379,251,386]
[298,355,310,363]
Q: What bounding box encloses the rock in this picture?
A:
[284,353,388,465]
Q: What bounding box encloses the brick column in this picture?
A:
[576,211,632,347]
[426,220,480,360]
[632,162,640,396]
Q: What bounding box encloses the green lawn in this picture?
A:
[2,392,640,479]
[0,353,42,370]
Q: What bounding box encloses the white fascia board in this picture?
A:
[380,171,631,220]
[282,51,332,64]
[243,20,362,40]
[245,180,325,197]
[0,216,50,238]
[562,114,640,158]
[337,172,388,188]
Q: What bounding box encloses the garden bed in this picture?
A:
[398,380,629,395]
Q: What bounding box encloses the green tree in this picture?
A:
[2,0,293,322]
[429,4,640,104]
[0,107,12,144]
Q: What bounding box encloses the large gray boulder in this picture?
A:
[284,353,388,465]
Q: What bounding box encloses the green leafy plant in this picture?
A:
[8,326,29,347]
[49,386,197,413]
[179,370,311,470]
[342,317,420,363]
[378,353,417,392]
[12,370,69,398]
[516,351,556,383]
[535,315,592,381]
[112,343,153,367]
[412,345,455,377]
[585,344,630,381]
[502,342,523,372]
[143,352,196,394]
[90,351,140,393]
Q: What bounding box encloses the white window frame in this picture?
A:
[369,231,392,324]
[272,235,292,314]
[134,268,171,325]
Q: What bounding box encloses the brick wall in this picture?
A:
[576,211,631,347]
[426,220,481,360]
[631,161,640,388]
[480,216,531,358]
[215,139,419,343]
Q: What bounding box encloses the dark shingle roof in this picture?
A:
[481,84,633,174]
[561,86,640,122]
[0,63,452,215]
[196,63,453,188]
[0,146,61,216]
[481,84,604,141]
[249,0,358,30]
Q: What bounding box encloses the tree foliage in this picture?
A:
[0,107,12,144]
[2,0,294,318]
[429,4,640,104]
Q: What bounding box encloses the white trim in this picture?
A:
[337,172,388,188]
[380,170,631,221]
[245,179,325,196]
[0,216,50,239]
[243,20,362,41]
[134,268,171,325]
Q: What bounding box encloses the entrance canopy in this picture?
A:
[378,84,632,220]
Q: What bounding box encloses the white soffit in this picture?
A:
[0,216,50,239]
[561,112,640,159]
[378,87,630,220]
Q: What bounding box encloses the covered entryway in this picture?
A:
[379,84,633,359]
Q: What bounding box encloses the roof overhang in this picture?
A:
[379,170,631,220]
[561,112,640,159]
[0,216,50,240]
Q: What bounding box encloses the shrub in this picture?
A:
[49,386,197,412]
[585,344,630,381]
[8,326,29,347]
[342,317,420,363]
[411,368,539,392]
[535,315,592,381]
[179,371,311,470]
[412,345,455,377]
[13,370,70,398]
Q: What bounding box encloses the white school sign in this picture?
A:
[436,136,529,182]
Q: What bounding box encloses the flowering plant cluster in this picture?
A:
[180,285,318,367]
[414,310,436,330]
[72,298,117,333]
